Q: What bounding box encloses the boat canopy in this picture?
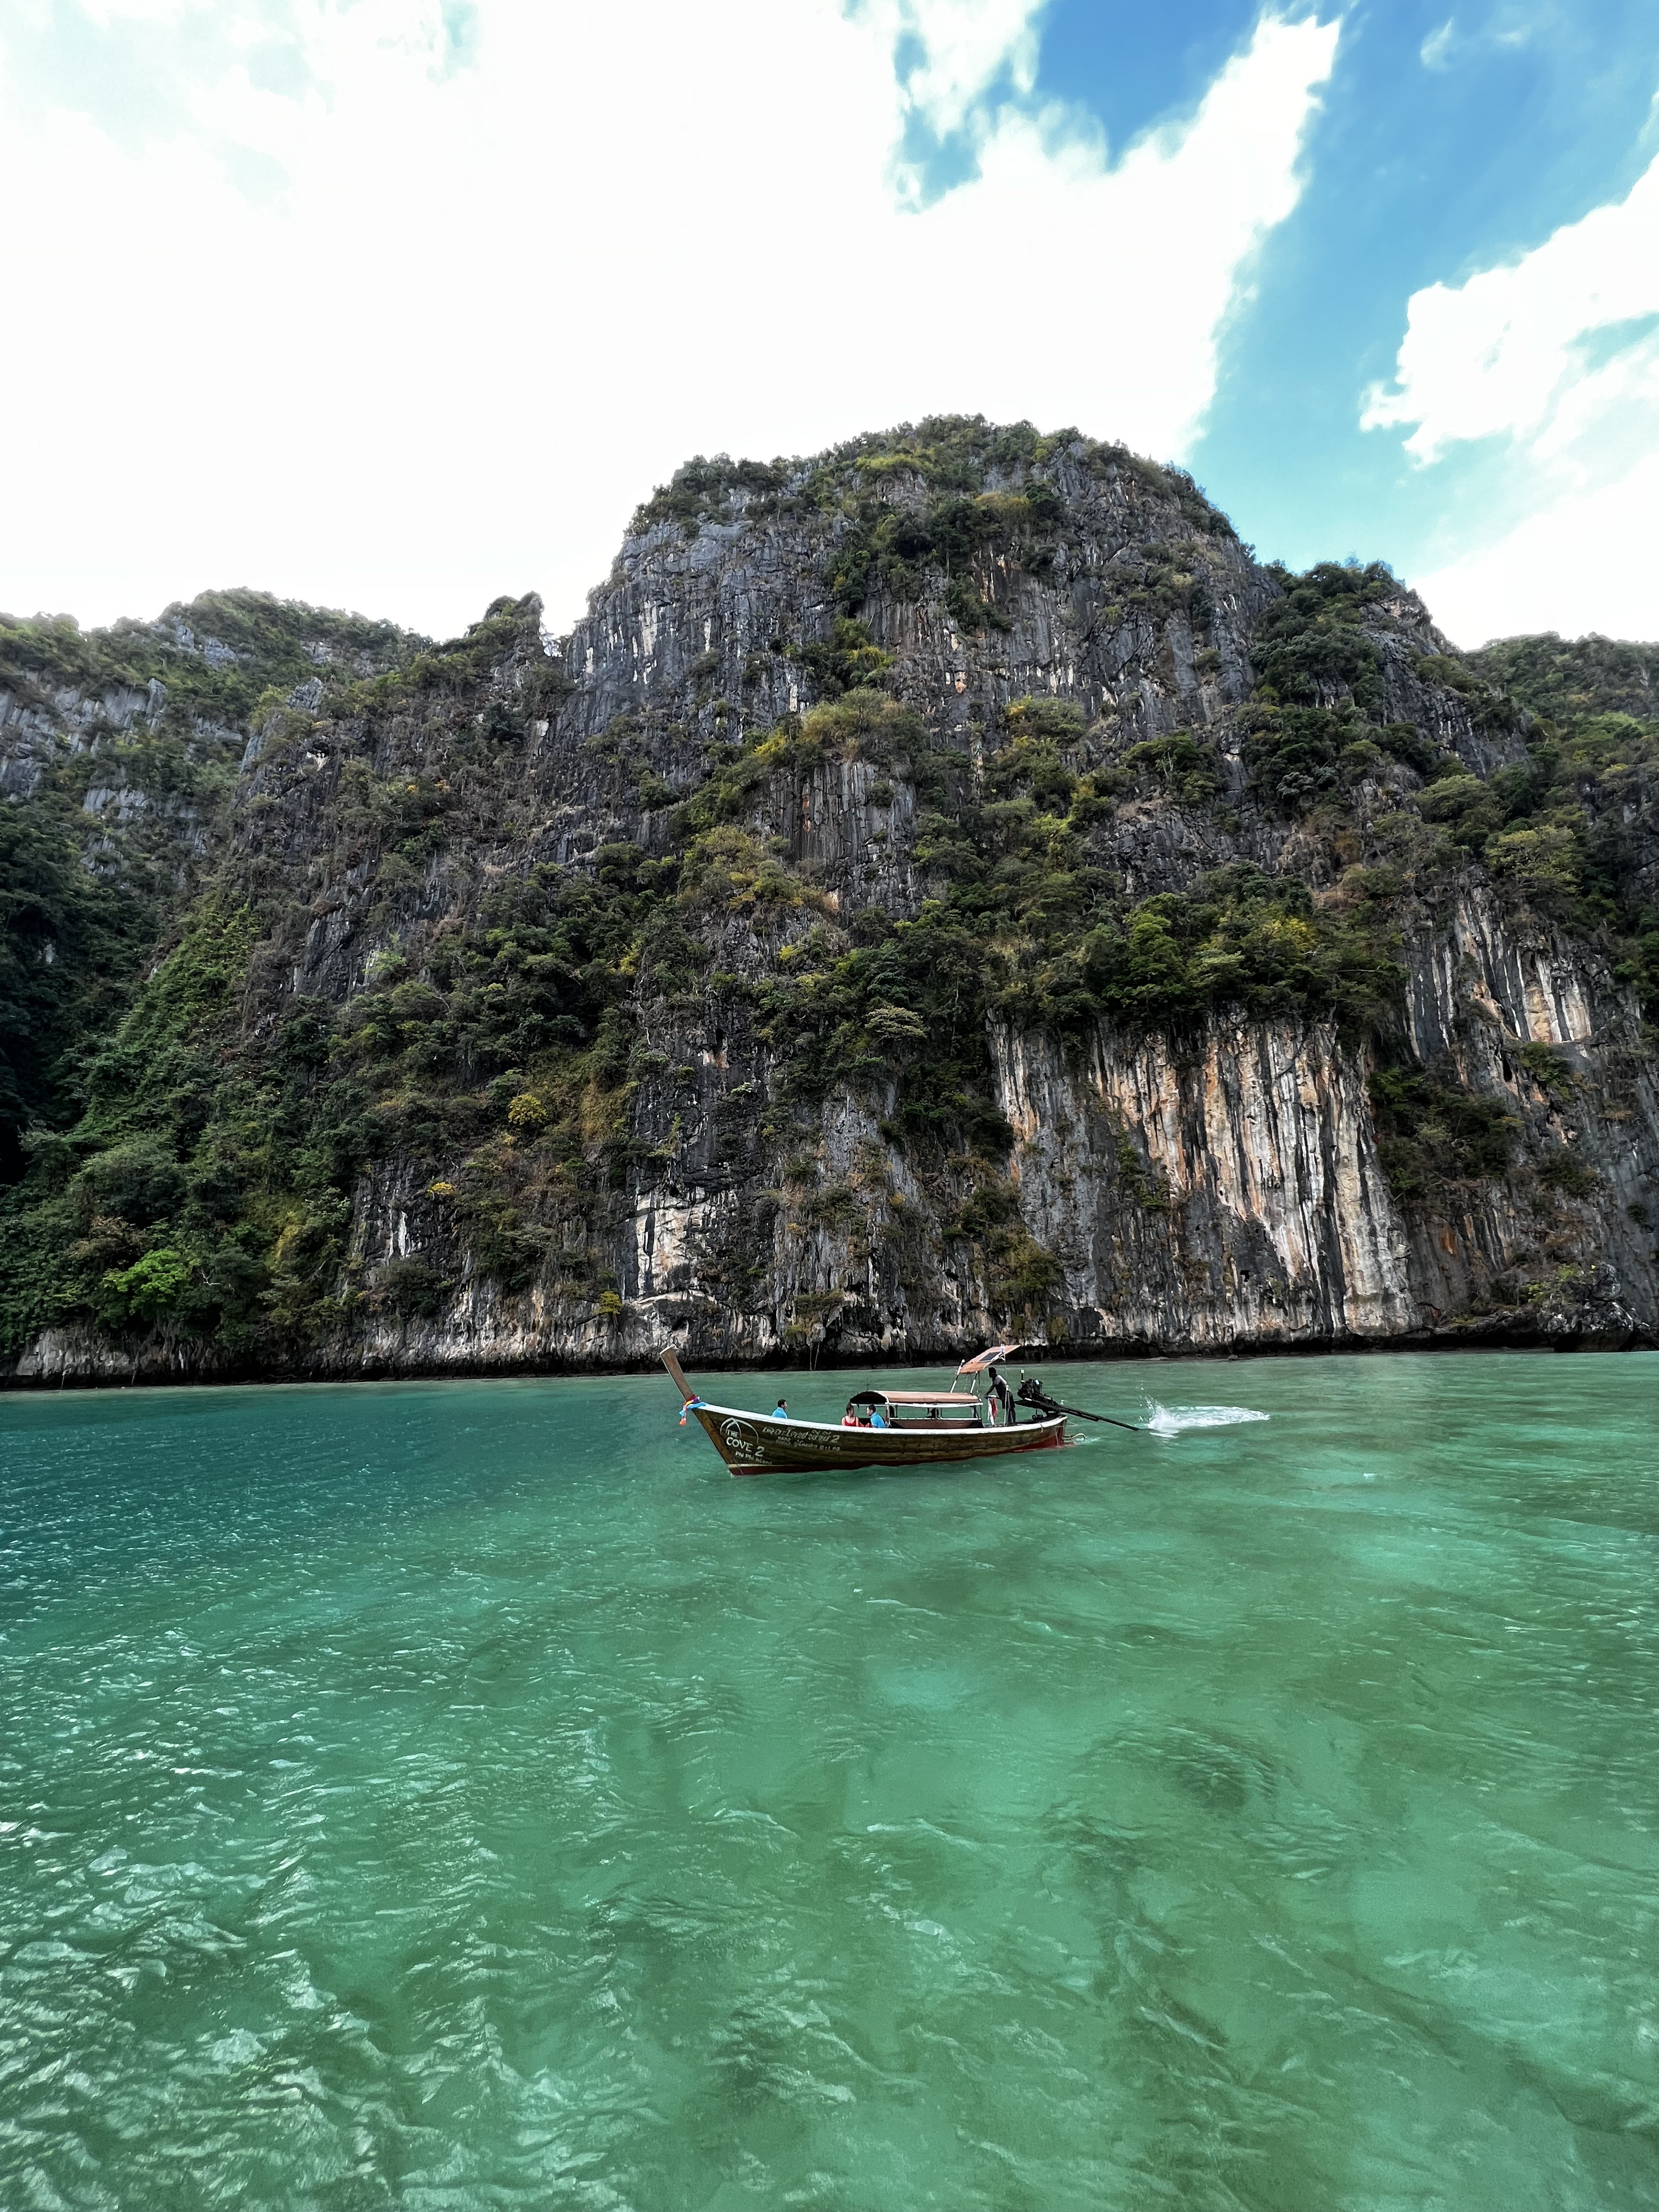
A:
[956,1343,1025,1376]
[847,1388,982,1407]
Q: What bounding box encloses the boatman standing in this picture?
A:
[987,1364,1016,1425]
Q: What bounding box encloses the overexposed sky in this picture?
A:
[3,1,1658,648]
[1368,150,1659,645]
[0,1,1338,637]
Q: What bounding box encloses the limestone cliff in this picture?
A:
[3,420,1656,1381]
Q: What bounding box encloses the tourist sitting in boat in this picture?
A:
[772,1397,789,1419]
[842,1402,860,1426]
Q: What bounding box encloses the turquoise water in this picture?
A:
[2,1353,1657,2210]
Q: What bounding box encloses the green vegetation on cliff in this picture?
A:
[1467,632,1658,724]
[2,588,419,729]
[633,415,1233,634]
[3,424,1656,1371]
[0,591,422,1183]
[1459,635,1659,1010]
[0,799,152,1179]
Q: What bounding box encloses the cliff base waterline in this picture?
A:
[4,1317,1657,1390]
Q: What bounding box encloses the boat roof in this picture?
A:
[849,1389,981,1406]
[956,1343,1026,1375]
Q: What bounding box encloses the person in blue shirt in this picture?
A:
[869,1405,886,1427]
[771,1397,789,1420]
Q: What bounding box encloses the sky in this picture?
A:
[2,2,1657,649]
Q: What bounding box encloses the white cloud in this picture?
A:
[1416,9,1535,76]
[1364,148,1659,645]
[1420,19,1455,71]
[875,0,1044,140]
[1412,450,1659,645]
[1363,155,1659,462]
[0,1,1339,638]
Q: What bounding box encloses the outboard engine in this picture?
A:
[1015,1375,1149,1434]
[1017,1376,1065,1419]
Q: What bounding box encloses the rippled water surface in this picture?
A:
[3,1353,1658,2209]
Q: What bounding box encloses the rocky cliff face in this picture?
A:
[3,419,1656,1382]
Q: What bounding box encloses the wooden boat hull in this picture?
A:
[688,1401,1069,1477]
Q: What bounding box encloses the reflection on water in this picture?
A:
[2,1352,1657,2210]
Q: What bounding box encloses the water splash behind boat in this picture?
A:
[1144,1402,1272,1436]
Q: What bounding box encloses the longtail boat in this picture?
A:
[663,1343,1076,1477]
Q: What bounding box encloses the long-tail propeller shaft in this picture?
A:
[1016,1376,1149,1434]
